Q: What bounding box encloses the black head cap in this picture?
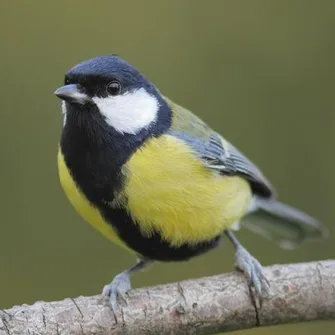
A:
[64,55,155,98]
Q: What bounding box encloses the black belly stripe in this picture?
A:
[99,204,222,261]
[61,102,222,261]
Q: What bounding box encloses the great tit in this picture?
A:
[54,55,327,309]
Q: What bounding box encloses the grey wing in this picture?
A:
[169,130,275,198]
[166,98,327,248]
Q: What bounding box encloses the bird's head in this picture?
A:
[55,55,170,135]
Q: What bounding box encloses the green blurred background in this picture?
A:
[1,0,334,334]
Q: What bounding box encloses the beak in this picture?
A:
[54,84,91,104]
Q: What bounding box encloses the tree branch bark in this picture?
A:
[0,260,334,335]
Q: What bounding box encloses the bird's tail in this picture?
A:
[241,198,328,249]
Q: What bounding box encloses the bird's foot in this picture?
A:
[102,272,132,311]
[235,245,270,305]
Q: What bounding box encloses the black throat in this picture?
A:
[59,99,222,261]
[60,99,171,204]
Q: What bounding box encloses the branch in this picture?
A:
[1,260,334,335]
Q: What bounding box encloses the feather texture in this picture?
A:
[124,134,252,247]
[165,97,274,197]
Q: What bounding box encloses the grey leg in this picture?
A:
[103,258,153,311]
[225,230,269,298]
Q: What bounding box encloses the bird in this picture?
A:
[54,55,327,310]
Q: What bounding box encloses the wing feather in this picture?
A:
[164,97,275,198]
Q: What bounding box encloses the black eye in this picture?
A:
[64,77,70,85]
[106,80,121,96]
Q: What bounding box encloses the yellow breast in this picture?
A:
[123,134,252,247]
[57,149,131,252]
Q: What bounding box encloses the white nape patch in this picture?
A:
[92,88,159,134]
[61,101,67,126]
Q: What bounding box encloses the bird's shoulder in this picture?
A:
[164,96,212,141]
[163,96,275,198]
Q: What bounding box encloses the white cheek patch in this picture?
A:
[92,88,159,134]
[61,101,67,126]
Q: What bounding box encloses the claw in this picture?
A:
[102,258,152,311]
[235,245,270,303]
[103,272,132,311]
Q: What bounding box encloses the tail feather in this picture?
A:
[242,198,328,249]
